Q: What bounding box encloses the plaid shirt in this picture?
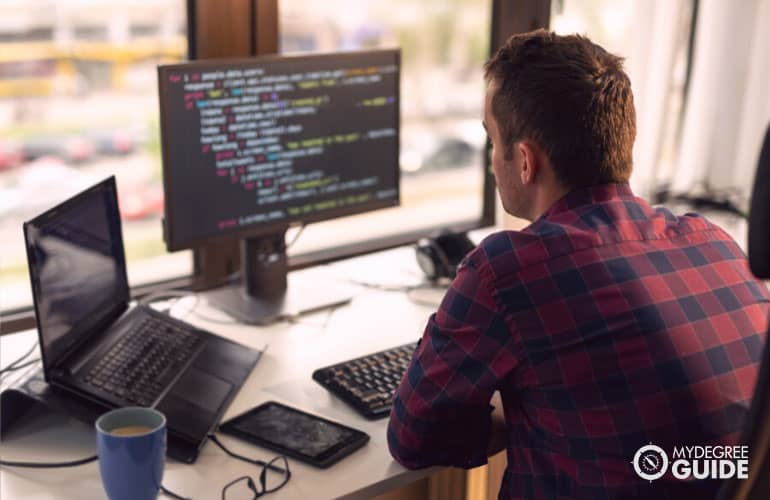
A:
[388,184,769,499]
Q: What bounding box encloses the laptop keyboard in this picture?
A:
[85,317,202,406]
[312,342,417,419]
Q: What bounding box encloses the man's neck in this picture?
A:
[527,183,571,221]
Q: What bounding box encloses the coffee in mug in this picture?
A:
[110,425,153,437]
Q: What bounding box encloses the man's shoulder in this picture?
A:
[654,207,747,250]
[470,210,608,267]
[469,207,747,280]
[468,228,571,279]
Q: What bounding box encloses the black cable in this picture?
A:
[0,358,41,375]
[207,434,287,474]
[209,434,292,499]
[160,485,192,500]
[0,341,39,375]
[217,457,290,499]
[0,415,289,498]
[222,476,258,500]
[285,224,305,250]
[0,455,190,499]
[0,455,98,468]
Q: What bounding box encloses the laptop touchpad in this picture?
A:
[158,368,233,439]
[174,368,232,412]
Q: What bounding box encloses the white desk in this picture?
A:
[0,246,452,500]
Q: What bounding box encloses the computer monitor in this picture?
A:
[158,49,400,324]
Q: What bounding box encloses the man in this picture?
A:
[387,30,769,499]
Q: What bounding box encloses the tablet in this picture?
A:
[218,401,370,468]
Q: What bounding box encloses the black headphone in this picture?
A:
[415,230,476,280]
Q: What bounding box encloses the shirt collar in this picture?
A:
[539,183,636,219]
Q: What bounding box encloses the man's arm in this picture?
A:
[387,257,518,469]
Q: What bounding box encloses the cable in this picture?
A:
[138,281,340,328]
[0,341,39,375]
[209,435,291,499]
[207,434,288,474]
[405,287,444,308]
[138,290,200,320]
[139,289,239,325]
[190,308,241,325]
[286,303,342,332]
[0,350,285,500]
[0,358,41,375]
[347,279,425,293]
[138,289,196,307]
[285,224,305,250]
[0,455,190,499]
[349,279,447,308]
[136,225,306,328]
[160,485,192,500]
[0,455,98,468]
[222,475,257,500]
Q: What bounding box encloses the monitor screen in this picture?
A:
[23,177,129,370]
[158,49,400,251]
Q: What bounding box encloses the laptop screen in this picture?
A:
[24,177,129,371]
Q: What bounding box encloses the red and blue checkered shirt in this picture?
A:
[388,184,769,499]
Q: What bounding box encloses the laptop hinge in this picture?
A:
[50,366,71,380]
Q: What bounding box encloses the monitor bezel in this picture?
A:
[158,48,401,252]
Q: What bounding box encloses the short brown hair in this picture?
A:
[484,29,636,188]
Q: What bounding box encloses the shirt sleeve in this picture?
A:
[387,255,518,469]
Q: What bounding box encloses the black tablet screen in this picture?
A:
[228,403,355,460]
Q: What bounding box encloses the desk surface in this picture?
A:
[0,246,451,500]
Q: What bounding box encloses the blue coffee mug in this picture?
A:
[95,407,166,500]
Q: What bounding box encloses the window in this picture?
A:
[0,0,190,313]
[0,28,54,43]
[74,26,108,41]
[130,24,160,39]
[279,0,492,256]
[551,0,695,199]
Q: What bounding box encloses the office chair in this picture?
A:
[716,123,770,500]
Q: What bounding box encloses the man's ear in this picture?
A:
[517,141,540,186]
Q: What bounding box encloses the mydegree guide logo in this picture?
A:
[632,444,749,481]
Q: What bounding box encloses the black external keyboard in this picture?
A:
[312,342,417,419]
[85,317,202,406]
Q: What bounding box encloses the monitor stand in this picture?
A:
[205,229,353,325]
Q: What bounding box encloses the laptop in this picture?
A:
[23,176,261,463]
